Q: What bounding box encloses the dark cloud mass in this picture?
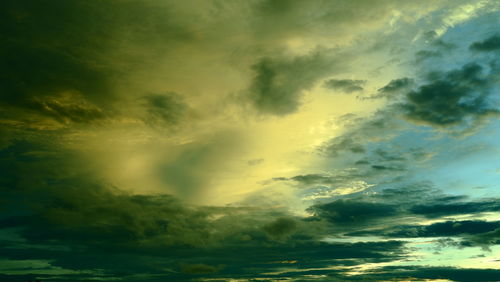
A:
[470,34,500,51]
[262,217,298,240]
[311,184,500,243]
[4,138,491,281]
[324,79,366,93]
[0,139,411,280]
[400,63,499,128]
[181,263,221,274]
[0,0,190,126]
[0,3,104,126]
[378,77,413,94]
[321,134,366,155]
[141,92,187,126]
[248,52,340,115]
[410,198,500,218]
[349,220,500,238]
[308,199,398,225]
[415,49,442,62]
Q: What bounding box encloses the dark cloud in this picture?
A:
[0,0,191,126]
[1,1,499,281]
[379,187,499,221]
[324,79,366,93]
[320,135,366,156]
[0,140,225,279]
[27,93,106,124]
[370,165,403,171]
[0,138,417,281]
[373,148,406,162]
[377,77,413,95]
[349,220,500,238]
[308,199,398,225]
[415,50,442,62]
[410,198,500,218]
[350,266,500,282]
[422,30,439,41]
[432,39,457,50]
[141,92,187,126]
[400,63,499,128]
[0,1,106,122]
[314,114,425,184]
[470,34,500,51]
[1,131,497,280]
[250,0,439,45]
[465,227,500,248]
[181,263,221,274]
[0,140,238,249]
[277,170,369,186]
[247,51,341,115]
[318,111,404,160]
[374,184,449,203]
[307,183,500,246]
[262,217,298,240]
[399,220,500,237]
[289,174,338,185]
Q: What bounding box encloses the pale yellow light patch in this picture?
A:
[261,265,350,276]
[302,181,374,201]
[454,252,500,269]
[435,0,493,36]
[205,84,383,206]
[388,10,403,29]
[343,261,404,276]
[418,212,500,225]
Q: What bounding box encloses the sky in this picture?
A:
[0,0,499,281]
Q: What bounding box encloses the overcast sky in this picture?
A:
[1,0,499,281]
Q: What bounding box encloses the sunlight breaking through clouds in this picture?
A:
[1,0,499,281]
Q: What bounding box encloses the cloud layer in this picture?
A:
[1,0,499,281]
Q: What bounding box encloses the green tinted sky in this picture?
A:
[1,0,499,281]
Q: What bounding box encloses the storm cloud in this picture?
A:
[400,63,499,128]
